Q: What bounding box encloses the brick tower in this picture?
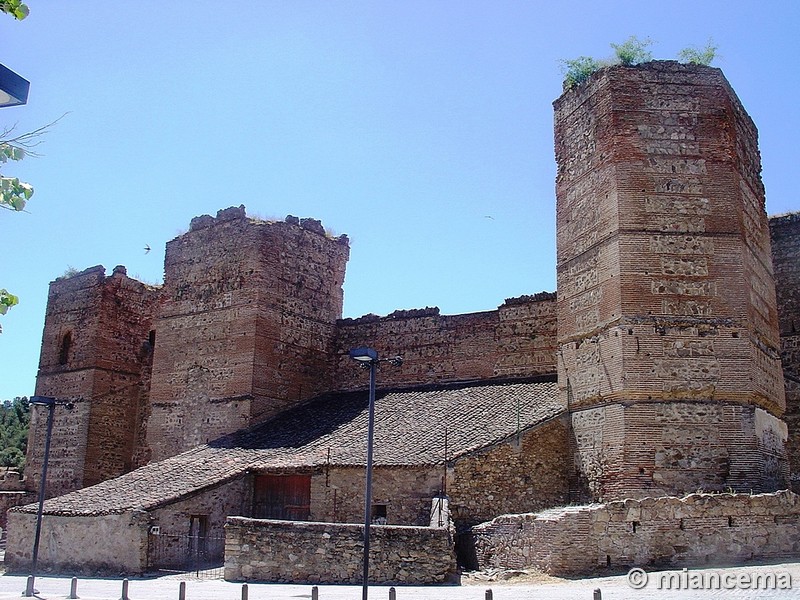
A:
[145,206,349,461]
[554,61,788,500]
[30,266,159,496]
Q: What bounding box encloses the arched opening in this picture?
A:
[58,331,72,365]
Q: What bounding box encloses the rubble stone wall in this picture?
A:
[224,517,456,584]
[5,509,149,575]
[472,491,800,575]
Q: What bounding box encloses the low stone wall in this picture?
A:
[6,509,150,575]
[472,491,800,575]
[225,517,456,584]
[0,491,35,530]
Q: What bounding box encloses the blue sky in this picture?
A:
[1,1,798,399]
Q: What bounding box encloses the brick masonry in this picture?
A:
[146,207,350,461]
[472,490,800,575]
[29,265,160,496]
[771,213,800,491]
[334,293,557,391]
[555,61,788,500]
[224,517,456,584]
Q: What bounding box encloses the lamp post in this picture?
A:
[24,396,72,598]
[0,63,29,107]
[349,347,402,600]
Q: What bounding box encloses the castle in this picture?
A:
[5,61,800,581]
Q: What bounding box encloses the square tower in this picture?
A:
[555,62,787,500]
[145,207,349,461]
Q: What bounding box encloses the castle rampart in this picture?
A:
[333,292,557,392]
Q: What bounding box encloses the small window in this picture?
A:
[148,330,156,348]
[371,504,387,525]
[58,331,72,365]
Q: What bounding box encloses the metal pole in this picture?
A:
[362,359,377,600]
[30,399,55,589]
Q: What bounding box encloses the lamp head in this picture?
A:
[349,346,378,363]
[0,64,29,108]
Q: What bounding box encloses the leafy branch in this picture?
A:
[0,0,28,20]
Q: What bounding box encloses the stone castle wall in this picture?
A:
[334,293,557,392]
[472,491,800,576]
[555,61,787,500]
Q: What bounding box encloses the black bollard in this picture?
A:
[241,583,249,600]
[24,576,36,597]
[593,589,602,600]
[311,585,319,600]
[485,589,493,600]
[121,578,130,600]
[179,581,186,600]
[389,586,396,600]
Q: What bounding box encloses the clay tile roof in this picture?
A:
[18,378,561,516]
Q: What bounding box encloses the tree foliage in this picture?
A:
[0,397,29,470]
[0,0,28,20]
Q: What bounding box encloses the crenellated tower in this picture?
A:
[144,206,349,461]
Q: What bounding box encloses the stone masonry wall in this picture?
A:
[334,293,556,392]
[147,476,249,570]
[555,61,787,499]
[29,265,160,496]
[310,466,443,526]
[448,415,570,525]
[224,517,456,584]
[771,213,800,491]
[6,509,149,575]
[472,491,800,576]
[146,207,349,461]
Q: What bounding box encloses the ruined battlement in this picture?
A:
[334,294,557,392]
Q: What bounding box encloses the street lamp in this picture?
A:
[24,396,72,598]
[0,64,29,108]
[349,347,402,600]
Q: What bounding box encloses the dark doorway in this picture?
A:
[252,474,311,520]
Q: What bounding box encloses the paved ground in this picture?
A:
[2,563,800,600]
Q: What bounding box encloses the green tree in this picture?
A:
[0,1,32,332]
[0,397,30,470]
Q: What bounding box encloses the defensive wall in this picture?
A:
[472,490,800,575]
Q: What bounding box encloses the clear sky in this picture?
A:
[1,1,798,399]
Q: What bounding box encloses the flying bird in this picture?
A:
[144,245,151,254]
